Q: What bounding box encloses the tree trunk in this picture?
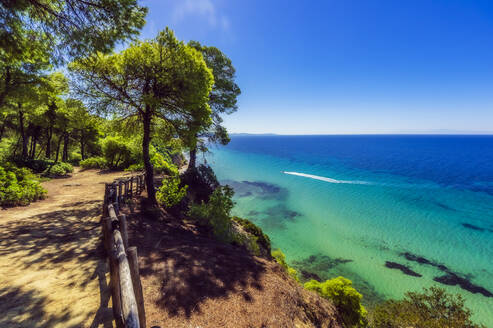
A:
[29,134,34,158]
[18,107,28,158]
[30,134,37,159]
[188,147,197,172]
[55,135,62,163]
[0,66,11,108]
[142,107,157,205]
[0,122,5,141]
[80,136,85,160]
[62,132,69,162]
[45,127,52,159]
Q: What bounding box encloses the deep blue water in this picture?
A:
[223,135,493,195]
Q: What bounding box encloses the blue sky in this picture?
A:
[139,0,493,134]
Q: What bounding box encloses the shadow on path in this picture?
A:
[126,197,267,318]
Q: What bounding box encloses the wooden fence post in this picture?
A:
[119,214,129,250]
[104,217,124,328]
[113,230,140,328]
[118,181,122,204]
[103,175,148,328]
[128,247,146,328]
[125,180,129,199]
[103,184,109,217]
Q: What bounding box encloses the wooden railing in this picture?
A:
[102,173,146,328]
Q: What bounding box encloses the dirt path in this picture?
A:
[0,169,130,328]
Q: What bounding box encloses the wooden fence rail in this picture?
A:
[102,172,147,328]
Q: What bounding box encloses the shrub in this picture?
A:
[80,157,107,170]
[68,152,82,165]
[188,185,235,242]
[126,151,178,175]
[13,158,54,173]
[152,152,178,175]
[232,216,271,255]
[181,164,220,202]
[370,287,485,328]
[43,162,73,178]
[157,176,188,208]
[58,162,74,173]
[272,249,300,282]
[304,277,368,327]
[0,165,46,206]
[102,136,132,169]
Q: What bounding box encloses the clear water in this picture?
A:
[206,135,493,326]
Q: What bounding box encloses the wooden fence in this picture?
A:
[102,173,147,328]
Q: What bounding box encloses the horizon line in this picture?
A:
[230,132,493,136]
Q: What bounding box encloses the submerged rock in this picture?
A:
[384,261,422,277]
[462,222,485,232]
[433,273,493,298]
[300,270,322,282]
[400,252,493,298]
[292,253,353,282]
[223,179,288,200]
[400,252,449,272]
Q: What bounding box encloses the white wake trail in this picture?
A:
[283,171,371,185]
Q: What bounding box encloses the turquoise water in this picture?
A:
[206,135,493,326]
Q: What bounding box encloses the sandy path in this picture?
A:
[0,169,130,328]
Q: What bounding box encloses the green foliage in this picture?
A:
[272,249,300,282]
[305,277,368,328]
[0,138,15,162]
[0,164,46,206]
[188,185,235,242]
[43,162,73,177]
[156,176,188,208]
[68,152,82,165]
[152,152,179,175]
[232,217,271,254]
[102,136,132,169]
[181,164,220,202]
[1,0,147,63]
[70,28,214,204]
[370,287,485,328]
[80,157,107,170]
[126,150,178,175]
[14,158,54,173]
[183,41,241,168]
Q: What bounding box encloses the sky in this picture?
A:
[138,0,493,134]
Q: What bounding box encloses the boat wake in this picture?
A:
[283,171,371,185]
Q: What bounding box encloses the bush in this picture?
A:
[232,216,271,255]
[0,164,46,206]
[126,151,178,176]
[80,157,107,170]
[152,152,179,175]
[42,162,73,177]
[304,277,368,327]
[272,249,300,282]
[370,287,485,328]
[102,136,132,169]
[68,152,82,165]
[188,185,235,242]
[181,164,220,203]
[156,176,188,208]
[13,158,54,173]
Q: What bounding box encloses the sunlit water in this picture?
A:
[205,135,493,326]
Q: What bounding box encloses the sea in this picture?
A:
[205,135,493,326]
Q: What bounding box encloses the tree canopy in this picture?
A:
[1,0,147,62]
[185,41,241,171]
[70,28,214,203]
